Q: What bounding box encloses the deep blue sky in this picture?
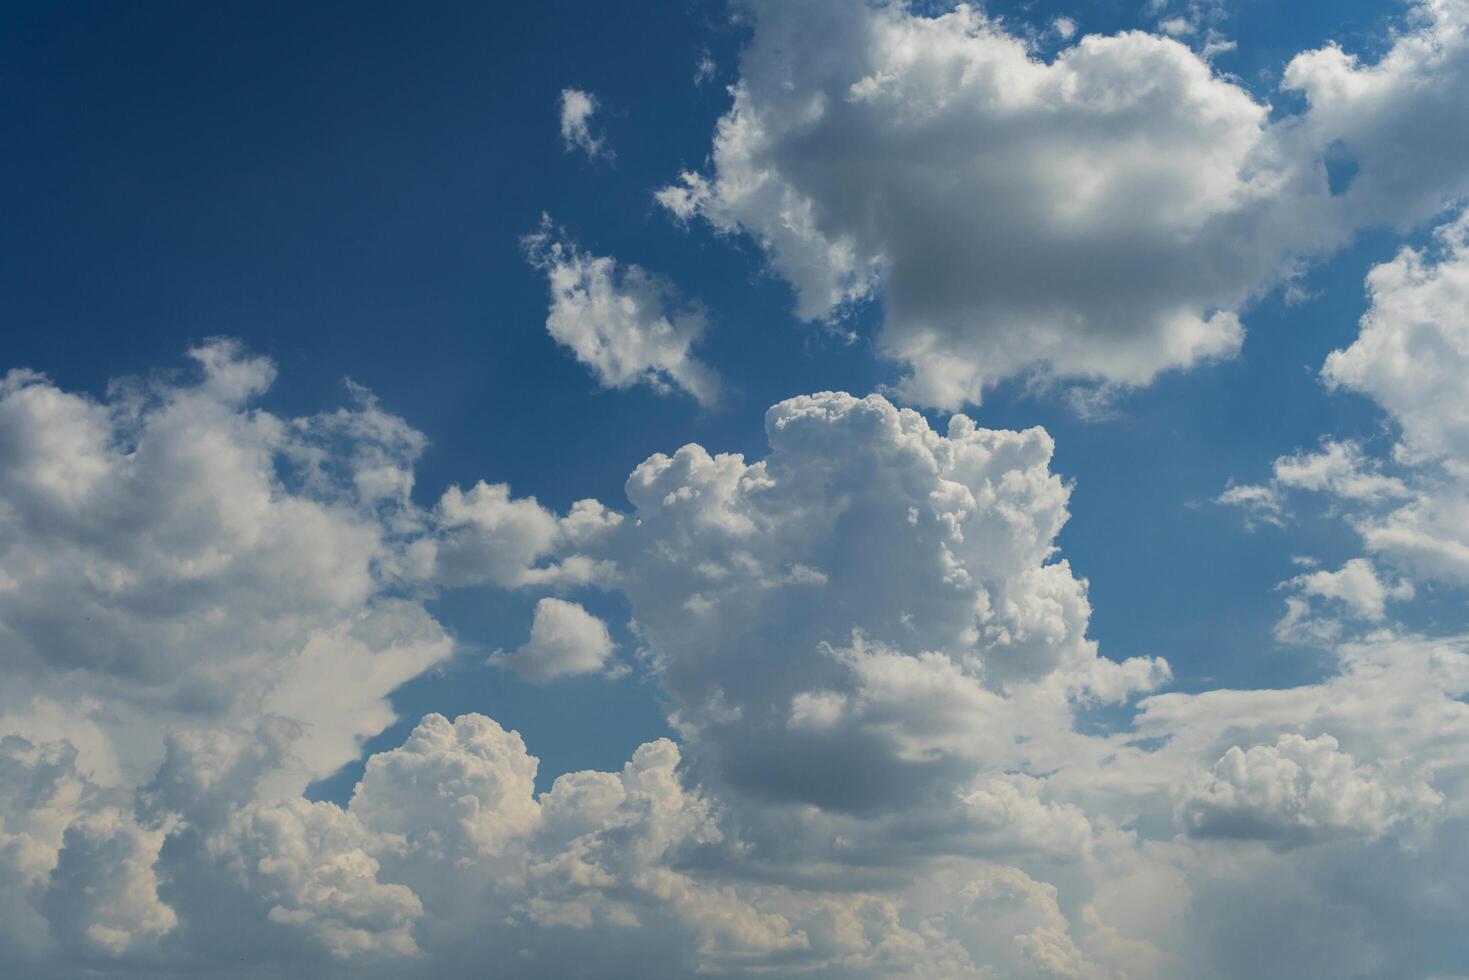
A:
[1,0,1426,796]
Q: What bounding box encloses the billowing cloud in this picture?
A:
[2,342,1468,978]
[1324,208,1469,467]
[523,218,720,404]
[605,391,1166,838]
[658,0,1469,408]
[0,341,453,787]
[1177,733,1437,845]
[1283,0,1469,229]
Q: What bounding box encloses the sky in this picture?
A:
[2,1,1469,977]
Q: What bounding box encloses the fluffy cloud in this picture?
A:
[1325,208,1469,466]
[1282,0,1469,229]
[523,218,720,404]
[597,391,1168,886]
[659,0,1469,408]
[492,597,619,682]
[558,88,610,161]
[1228,207,1469,588]
[1177,733,1437,845]
[4,342,1469,977]
[349,712,541,863]
[0,348,1152,974]
[0,342,454,788]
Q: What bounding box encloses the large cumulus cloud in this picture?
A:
[659,0,1469,407]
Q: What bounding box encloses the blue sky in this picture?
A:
[4,2,1469,977]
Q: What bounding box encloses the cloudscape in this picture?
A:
[3,1,1469,977]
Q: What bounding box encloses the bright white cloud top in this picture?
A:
[7,2,1469,978]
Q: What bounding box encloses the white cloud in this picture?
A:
[1325,210,1469,466]
[211,798,423,958]
[558,88,611,161]
[1284,557,1413,623]
[492,597,619,683]
[658,0,1469,409]
[349,712,542,863]
[1219,441,1411,532]
[1232,207,1469,587]
[655,1,1300,407]
[523,217,720,404]
[1283,0,1469,228]
[4,342,1469,976]
[1177,733,1438,845]
[0,341,453,788]
[1215,480,1287,529]
[602,391,1167,870]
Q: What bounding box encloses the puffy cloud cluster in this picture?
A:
[3,343,1469,977]
[11,3,1469,976]
[0,341,453,787]
[608,391,1166,844]
[523,218,720,404]
[1324,208,1469,467]
[1177,733,1436,845]
[659,0,1469,407]
[417,479,618,589]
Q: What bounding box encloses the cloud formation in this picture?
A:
[558,88,611,161]
[491,597,619,682]
[659,0,1469,408]
[523,218,721,404]
[1,343,1468,977]
[8,6,1469,974]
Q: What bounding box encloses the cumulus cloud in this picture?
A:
[1326,208,1469,582]
[1227,206,1469,588]
[492,597,619,682]
[658,0,1469,408]
[558,88,610,161]
[1177,733,1438,845]
[1325,209,1469,466]
[523,218,720,404]
[2,3,1459,971]
[0,341,453,787]
[1283,0,1469,228]
[598,390,1169,883]
[4,342,1469,977]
